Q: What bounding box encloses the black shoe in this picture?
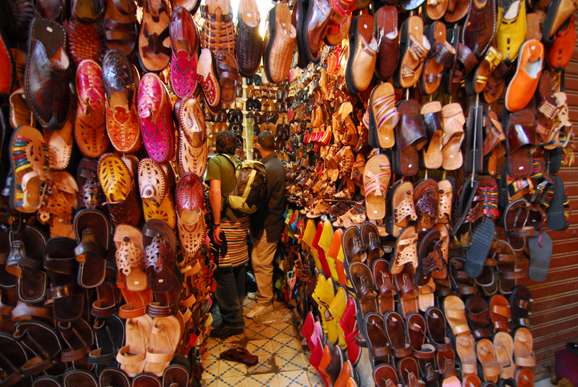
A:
[210,325,244,339]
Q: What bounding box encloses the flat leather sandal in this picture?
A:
[476,339,501,382]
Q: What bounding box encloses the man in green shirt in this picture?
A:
[206,130,249,339]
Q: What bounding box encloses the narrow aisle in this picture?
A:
[201,297,323,386]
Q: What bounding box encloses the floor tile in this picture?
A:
[217,376,249,387]
[219,360,247,378]
[202,359,220,379]
[246,339,274,357]
[269,323,299,338]
[275,349,307,371]
[272,335,302,353]
[246,355,277,374]
[245,324,272,340]
[278,370,312,387]
[201,379,220,386]
[221,333,247,343]
[247,373,280,387]
[307,371,325,387]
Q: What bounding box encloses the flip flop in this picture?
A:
[464,219,496,278]
[368,82,399,149]
[545,174,569,230]
[526,230,552,282]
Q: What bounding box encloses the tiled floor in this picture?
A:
[202,298,323,387]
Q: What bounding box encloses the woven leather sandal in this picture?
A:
[66,0,106,65]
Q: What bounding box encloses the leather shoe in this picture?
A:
[25,18,72,129]
[374,6,399,81]
[505,39,544,112]
[546,14,576,70]
[461,0,497,59]
[345,14,377,94]
[210,325,244,339]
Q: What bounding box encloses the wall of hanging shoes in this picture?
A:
[0,0,575,385]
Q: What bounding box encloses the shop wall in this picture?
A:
[520,18,578,380]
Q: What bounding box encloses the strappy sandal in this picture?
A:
[73,209,110,289]
[0,332,33,386]
[394,16,430,89]
[513,327,536,368]
[420,22,456,96]
[8,125,49,213]
[465,295,492,340]
[44,237,85,322]
[494,332,515,379]
[368,82,399,149]
[489,294,511,333]
[390,226,418,275]
[398,354,425,387]
[138,158,176,229]
[88,314,125,373]
[97,153,142,227]
[57,318,94,369]
[441,103,465,171]
[393,263,419,318]
[138,0,171,71]
[495,240,524,295]
[373,364,400,387]
[115,225,147,293]
[117,314,153,377]
[420,101,445,169]
[384,311,412,359]
[500,198,535,253]
[449,257,479,296]
[363,154,391,221]
[509,285,534,331]
[425,307,459,381]
[104,0,138,55]
[14,320,66,376]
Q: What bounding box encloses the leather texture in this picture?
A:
[546,14,576,70]
[170,6,199,99]
[265,3,296,84]
[345,14,377,94]
[25,18,72,129]
[236,0,263,77]
[374,6,399,81]
[505,39,543,112]
[462,0,497,59]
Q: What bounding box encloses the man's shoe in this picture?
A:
[210,325,245,339]
[246,304,274,319]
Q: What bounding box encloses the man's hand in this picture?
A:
[213,225,222,244]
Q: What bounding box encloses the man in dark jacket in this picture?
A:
[247,132,286,319]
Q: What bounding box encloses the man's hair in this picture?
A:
[216,130,237,155]
[258,131,275,151]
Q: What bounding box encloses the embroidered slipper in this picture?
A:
[363,154,391,220]
[138,158,176,229]
[197,48,221,108]
[117,314,153,377]
[178,131,208,177]
[176,174,206,255]
[169,6,198,99]
[179,95,206,148]
[102,50,142,154]
[137,73,175,164]
[9,124,49,213]
[368,82,399,149]
[98,153,142,227]
[138,0,171,72]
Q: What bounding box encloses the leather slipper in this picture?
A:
[393,16,430,89]
[494,331,515,379]
[441,103,465,171]
[219,347,258,365]
[365,312,392,367]
[420,22,456,95]
[363,154,391,220]
[393,100,427,176]
[476,339,501,382]
[489,294,511,333]
[527,230,552,282]
[368,82,398,149]
[117,314,153,377]
[144,315,182,376]
[169,6,199,99]
[348,262,378,316]
[420,101,444,169]
[373,259,396,315]
[505,109,536,179]
[58,318,95,369]
[215,50,238,104]
[373,364,399,387]
[138,158,176,229]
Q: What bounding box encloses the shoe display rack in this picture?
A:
[0,0,575,385]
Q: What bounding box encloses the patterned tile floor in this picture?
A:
[202,297,323,387]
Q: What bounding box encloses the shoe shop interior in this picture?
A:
[0,0,577,385]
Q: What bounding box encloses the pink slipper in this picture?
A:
[169,6,199,99]
[137,73,175,163]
